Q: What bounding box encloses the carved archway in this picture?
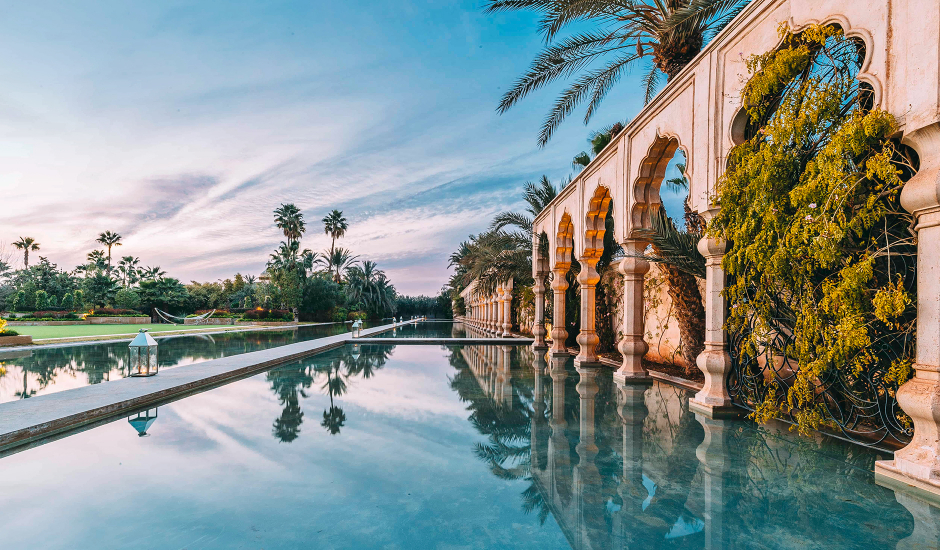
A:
[583,185,612,261]
[629,134,685,236]
[554,212,574,271]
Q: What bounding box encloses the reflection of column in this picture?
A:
[576,257,601,366]
[551,269,569,356]
[499,345,513,406]
[695,414,733,550]
[613,380,650,548]
[879,123,940,492]
[616,241,651,382]
[575,365,605,546]
[691,231,738,418]
[893,492,940,549]
[531,352,549,472]
[532,275,548,349]
[549,354,570,475]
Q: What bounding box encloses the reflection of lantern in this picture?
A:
[350,343,361,361]
[128,408,158,437]
[128,329,159,377]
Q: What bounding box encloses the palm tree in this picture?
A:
[490,176,560,241]
[141,266,166,281]
[487,0,750,145]
[86,250,107,275]
[117,256,141,287]
[322,209,348,259]
[12,237,39,269]
[324,247,359,283]
[274,203,306,246]
[346,261,397,316]
[95,231,122,275]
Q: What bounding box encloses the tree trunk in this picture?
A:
[659,262,705,375]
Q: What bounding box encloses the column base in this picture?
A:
[532,343,549,351]
[876,460,940,507]
[613,371,653,385]
[689,399,744,419]
[573,358,604,369]
[549,350,572,358]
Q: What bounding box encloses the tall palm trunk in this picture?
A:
[659,260,705,373]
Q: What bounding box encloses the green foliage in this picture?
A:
[72,289,85,311]
[60,292,74,310]
[137,278,190,314]
[83,273,120,308]
[301,273,345,322]
[114,288,141,310]
[34,289,47,311]
[710,25,916,434]
[13,290,26,312]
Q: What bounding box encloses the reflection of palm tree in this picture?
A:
[274,392,304,442]
[267,364,314,443]
[15,370,36,399]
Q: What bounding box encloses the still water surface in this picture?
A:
[0,321,372,403]
[0,343,934,549]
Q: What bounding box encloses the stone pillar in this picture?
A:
[489,296,497,333]
[501,288,512,337]
[616,240,651,382]
[484,298,491,332]
[695,414,734,550]
[691,231,739,418]
[877,123,940,495]
[575,257,601,366]
[532,275,548,349]
[499,345,513,406]
[550,269,569,356]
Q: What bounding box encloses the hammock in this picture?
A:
[154,308,216,325]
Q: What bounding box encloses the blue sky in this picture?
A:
[0,0,685,294]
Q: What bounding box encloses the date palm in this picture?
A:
[322,209,348,259]
[488,0,750,145]
[12,237,39,268]
[274,203,306,246]
[117,256,141,287]
[141,265,166,281]
[490,175,560,241]
[95,231,122,275]
[324,246,359,283]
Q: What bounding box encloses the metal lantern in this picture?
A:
[350,343,361,361]
[128,329,159,377]
[128,408,158,437]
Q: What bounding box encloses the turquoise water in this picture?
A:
[0,322,372,403]
[0,343,933,549]
[374,320,473,338]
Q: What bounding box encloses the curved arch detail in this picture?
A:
[583,184,612,261]
[629,133,683,236]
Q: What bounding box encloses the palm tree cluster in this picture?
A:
[489,0,751,145]
[265,204,397,320]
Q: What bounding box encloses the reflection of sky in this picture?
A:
[0,345,569,549]
[0,0,650,294]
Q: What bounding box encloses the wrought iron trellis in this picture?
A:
[725,278,914,450]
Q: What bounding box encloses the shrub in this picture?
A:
[20,311,80,320]
[331,308,348,322]
[88,308,143,317]
[34,290,47,311]
[73,290,85,310]
[61,292,74,310]
[241,308,293,321]
[114,288,141,310]
[187,310,238,318]
[12,290,26,312]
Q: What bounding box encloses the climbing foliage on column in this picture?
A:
[709,24,918,441]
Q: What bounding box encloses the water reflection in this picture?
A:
[450,346,930,549]
[0,323,361,403]
[264,344,394,441]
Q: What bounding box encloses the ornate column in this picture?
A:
[532,274,548,349]
[550,269,569,356]
[691,229,739,418]
[483,298,491,332]
[616,240,651,382]
[575,257,601,366]
[499,345,513,406]
[877,123,940,495]
[489,296,497,333]
[501,286,512,337]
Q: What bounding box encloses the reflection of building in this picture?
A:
[459,345,514,407]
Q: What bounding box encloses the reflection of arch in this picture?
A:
[583,185,612,261]
[630,134,682,234]
[555,212,574,270]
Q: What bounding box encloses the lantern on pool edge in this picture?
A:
[129,329,159,377]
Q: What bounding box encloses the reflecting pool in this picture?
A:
[0,322,367,403]
[373,320,474,338]
[0,344,935,549]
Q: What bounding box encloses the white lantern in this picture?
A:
[128,408,158,437]
[128,329,159,377]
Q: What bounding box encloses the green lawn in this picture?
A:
[12,323,248,340]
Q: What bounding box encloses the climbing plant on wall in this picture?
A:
[710,24,918,444]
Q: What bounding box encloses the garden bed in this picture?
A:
[88,316,151,325]
[235,321,298,327]
[184,317,235,325]
[0,335,33,347]
[5,320,89,326]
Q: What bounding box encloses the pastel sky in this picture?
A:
[0,0,685,295]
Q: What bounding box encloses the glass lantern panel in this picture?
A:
[149,348,158,373]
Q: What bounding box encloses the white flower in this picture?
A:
[809,203,817,208]
[805,215,813,221]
